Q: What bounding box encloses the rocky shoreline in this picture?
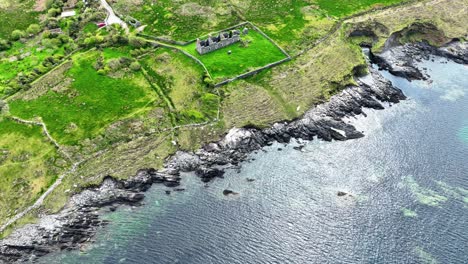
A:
[372,40,468,81]
[1,40,467,263]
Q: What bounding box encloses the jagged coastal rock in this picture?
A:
[1,40,467,263]
[373,41,468,81]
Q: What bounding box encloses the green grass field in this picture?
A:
[181,28,288,82]
[113,0,240,40]
[0,119,66,226]
[236,0,323,45]
[140,48,219,123]
[9,48,159,145]
[316,0,408,17]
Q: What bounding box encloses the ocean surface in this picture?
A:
[42,57,468,264]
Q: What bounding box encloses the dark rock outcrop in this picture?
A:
[0,171,180,264]
[337,191,348,197]
[223,189,238,196]
[195,167,225,182]
[372,41,468,81]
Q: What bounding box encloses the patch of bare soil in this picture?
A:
[34,0,46,11]
[177,2,215,17]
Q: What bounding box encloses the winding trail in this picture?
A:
[100,0,129,33]
[0,112,75,234]
[9,117,71,161]
[0,161,81,234]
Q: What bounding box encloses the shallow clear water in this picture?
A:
[42,58,468,264]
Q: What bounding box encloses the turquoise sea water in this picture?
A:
[459,126,468,144]
[42,57,468,263]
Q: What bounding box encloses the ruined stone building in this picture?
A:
[196,29,243,55]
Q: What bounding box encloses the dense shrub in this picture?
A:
[0,99,5,112]
[107,58,122,70]
[47,8,61,18]
[129,61,141,71]
[45,18,60,29]
[41,38,61,49]
[10,30,26,41]
[0,38,10,51]
[129,36,147,48]
[26,24,41,35]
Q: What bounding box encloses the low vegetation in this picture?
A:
[0,0,39,39]
[0,119,67,227]
[9,48,159,145]
[140,49,219,124]
[315,0,409,17]
[113,0,240,40]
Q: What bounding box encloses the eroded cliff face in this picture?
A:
[347,19,468,81]
[345,0,468,51]
[345,0,468,81]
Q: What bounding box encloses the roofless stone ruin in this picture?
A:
[196,28,249,55]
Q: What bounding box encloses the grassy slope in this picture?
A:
[0,39,66,82]
[347,0,468,51]
[115,0,409,54]
[181,29,287,81]
[220,31,365,127]
[0,119,66,226]
[9,48,159,145]
[0,0,39,39]
[222,0,467,128]
[114,0,240,40]
[316,0,408,17]
[232,0,332,53]
[222,80,290,128]
[38,47,226,214]
[140,49,219,123]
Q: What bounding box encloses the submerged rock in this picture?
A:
[195,167,225,183]
[223,189,239,196]
[337,191,348,197]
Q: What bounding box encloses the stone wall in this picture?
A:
[196,34,240,55]
[214,57,291,87]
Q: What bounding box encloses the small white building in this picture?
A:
[60,9,76,18]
